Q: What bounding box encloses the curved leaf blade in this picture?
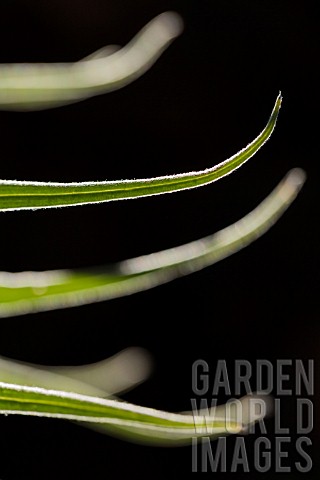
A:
[0,94,281,211]
[0,12,183,111]
[0,347,152,396]
[0,381,265,445]
[0,168,305,317]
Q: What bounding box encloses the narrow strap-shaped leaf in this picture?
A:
[0,168,305,318]
[0,94,281,211]
[90,393,270,445]
[0,12,183,110]
[0,347,152,396]
[0,381,263,445]
[0,357,269,445]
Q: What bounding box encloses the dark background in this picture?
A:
[0,1,318,478]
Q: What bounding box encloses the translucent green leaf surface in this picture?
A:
[0,94,281,211]
[0,168,305,317]
[0,381,267,445]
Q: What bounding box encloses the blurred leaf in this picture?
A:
[0,347,152,396]
[0,168,305,317]
[0,12,183,110]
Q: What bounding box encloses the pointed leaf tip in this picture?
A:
[0,95,281,211]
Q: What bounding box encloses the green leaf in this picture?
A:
[0,94,281,211]
[0,381,265,445]
[0,168,305,317]
[0,353,270,445]
[0,12,183,111]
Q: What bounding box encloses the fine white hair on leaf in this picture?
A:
[0,93,282,211]
[0,168,306,318]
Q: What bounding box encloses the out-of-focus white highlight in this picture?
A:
[0,270,72,288]
[0,169,306,317]
[50,347,153,394]
[0,347,152,396]
[0,12,183,110]
[120,168,306,275]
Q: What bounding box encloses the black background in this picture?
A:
[0,1,318,478]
